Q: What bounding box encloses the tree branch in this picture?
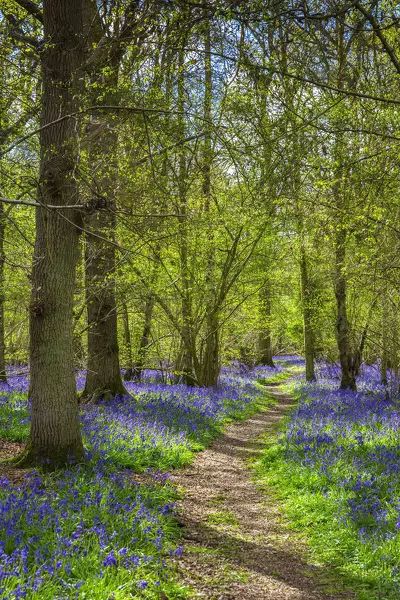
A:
[353,0,400,75]
[0,197,86,209]
[14,0,43,24]
[4,13,41,49]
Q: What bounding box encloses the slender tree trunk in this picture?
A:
[121,301,134,381]
[198,18,220,387]
[0,203,6,382]
[258,284,274,368]
[334,226,356,390]
[19,0,85,467]
[333,16,356,392]
[132,291,155,382]
[332,156,356,391]
[380,288,388,385]
[258,280,275,368]
[299,242,315,381]
[177,46,196,386]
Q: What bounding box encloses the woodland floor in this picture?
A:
[170,384,354,600]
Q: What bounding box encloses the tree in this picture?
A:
[19,0,85,466]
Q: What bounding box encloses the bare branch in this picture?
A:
[0,197,182,218]
[0,197,86,210]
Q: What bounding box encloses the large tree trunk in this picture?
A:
[19,0,85,467]
[81,2,126,401]
[82,191,126,400]
[299,242,315,381]
[0,203,6,382]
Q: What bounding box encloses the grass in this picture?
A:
[254,378,400,600]
[206,511,239,528]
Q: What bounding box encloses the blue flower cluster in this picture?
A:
[286,363,400,542]
[0,360,279,598]
[0,467,176,598]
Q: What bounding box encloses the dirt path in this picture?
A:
[170,385,353,600]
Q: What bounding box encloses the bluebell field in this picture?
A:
[3,355,398,598]
[0,362,280,599]
[278,361,400,597]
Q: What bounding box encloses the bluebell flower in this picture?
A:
[137,580,148,589]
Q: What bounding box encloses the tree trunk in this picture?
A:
[131,291,155,382]
[81,3,126,401]
[200,310,220,386]
[177,46,197,386]
[198,18,220,387]
[334,227,356,390]
[380,288,388,385]
[121,301,134,381]
[332,16,356,392]
[82,194,126,400]
[258,281,275,368]
[19,0,85,467]
[299,243,315,381]
[0,203,6,382]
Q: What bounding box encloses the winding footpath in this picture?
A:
[170,384,353,600]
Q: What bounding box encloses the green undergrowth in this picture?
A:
[0,394,29,441]
[253,384,397,600]
[257,364,304,387]
[257,371,293,386]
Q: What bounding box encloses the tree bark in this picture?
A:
[198,18,220,387]
[333,16,356,391]
[19,0,85,467]
[299,242,315,381]
[81,3,126,401]
[82,190,126,400]
[121,301,134,381]
[131,290,156,382]
[380,288,388,385]
[200,310,220,386]
[258,281,275,368]
[334,226,356,390]
[0,203,7,381]
[176,46,197,386]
